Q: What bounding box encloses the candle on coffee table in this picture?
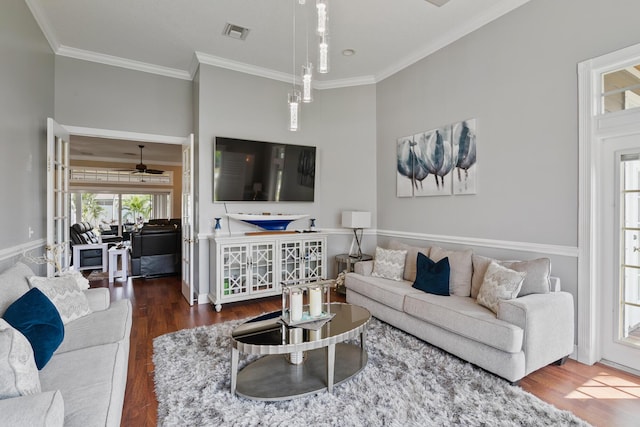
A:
[309,286,322,317]
[290,290,303,322]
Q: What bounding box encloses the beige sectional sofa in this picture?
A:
[345,242,574,383]
[0,262,132,426]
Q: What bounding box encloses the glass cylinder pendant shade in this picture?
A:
[316,0,328,35]
[302,63,313,103]
[288,90,301,131]
[318,33,329,74]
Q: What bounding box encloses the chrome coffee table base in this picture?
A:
[235,342,367,401]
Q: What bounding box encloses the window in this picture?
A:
[602,63,640,114]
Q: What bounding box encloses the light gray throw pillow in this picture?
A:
[28,276,92,324]
[477,261,526,314]
[472,255,550,298]
[388,241,430,282]
[0,319,41,399]
[371,247,407,282]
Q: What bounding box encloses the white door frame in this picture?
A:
[578,42,640,366]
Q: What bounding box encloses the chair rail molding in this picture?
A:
[0,239,46,262]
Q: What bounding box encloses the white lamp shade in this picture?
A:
[342,211,371,229]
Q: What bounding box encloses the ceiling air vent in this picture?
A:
[223,23,250,41]
[425,0,451,6]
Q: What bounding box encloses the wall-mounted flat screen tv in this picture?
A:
[214,137,316,202]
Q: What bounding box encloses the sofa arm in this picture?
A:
[0,390,64,427]
[354,260,374,276]
[498,292,574,375]
[83,288,111,312]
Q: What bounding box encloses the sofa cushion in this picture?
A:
[388,241,430,282]
[477,262,526,314]
[345,273,418,312]
[472,255,550,299]
[412,253,450,296]
[430,247,473,296]
[28,276,92,324]
[55,299,132,355]
[403,292,524,353]
[40,342,127,427]
[0,390,64,427]
[0,262,33,317]
[371,247,407,282]
[0,319,41,399]
[3,288,64,370]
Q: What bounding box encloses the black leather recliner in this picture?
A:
[70,222,109,271]
[130,222,182,277]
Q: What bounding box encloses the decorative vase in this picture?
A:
[309,218,316,231]
[214,218,222,235]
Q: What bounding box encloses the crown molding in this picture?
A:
[195,51,295,85]
[25,0,60,52]
[56,45,192,81]
[28,0,530,88]
[375,0,531,82]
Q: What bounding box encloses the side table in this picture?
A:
[108,246,129,283]
[334,253,373,294]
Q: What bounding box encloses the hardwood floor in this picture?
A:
[92,275,640,427]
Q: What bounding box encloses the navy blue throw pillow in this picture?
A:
[3,288,64,369]
[412,253,450,296]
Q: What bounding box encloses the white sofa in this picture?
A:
[345,242,574,383]
[0,262,132,426]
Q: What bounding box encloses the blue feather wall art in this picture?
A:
[396,118,477,198]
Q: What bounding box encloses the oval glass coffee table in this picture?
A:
[231,302,371,401]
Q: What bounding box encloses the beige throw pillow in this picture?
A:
[0,319,41,399]
[388,241,430,282]
[371,247,407,282]
[28,276,92,324]
[430,247,473,296]
[477,261,526,314]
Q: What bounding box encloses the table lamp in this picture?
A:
[342,211,371,258]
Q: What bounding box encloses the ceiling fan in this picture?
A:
[130,144,164,175]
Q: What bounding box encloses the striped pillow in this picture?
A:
[371,247,407,281]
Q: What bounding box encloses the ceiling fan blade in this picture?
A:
[145,169,164,175]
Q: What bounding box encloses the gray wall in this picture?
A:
[0,0,54,263]
[196,64,377,294]
[375,0,640,305]
[55,56,193,137]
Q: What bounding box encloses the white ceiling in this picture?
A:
[70,136,183,165]
[30,0,530,162]
[28,0,531,85]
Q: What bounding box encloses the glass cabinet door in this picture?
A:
[250,242,275,293]
[303,239,324,279]
[222,245,249,296]
[281,240,302,283]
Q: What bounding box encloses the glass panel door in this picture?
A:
[620,154,640,346]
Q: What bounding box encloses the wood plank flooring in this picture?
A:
[91,275,640,427]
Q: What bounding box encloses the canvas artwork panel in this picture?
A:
[452,119,477,195]
[396,136,416,197]
[396,118,477,198]
[413,126,453,197]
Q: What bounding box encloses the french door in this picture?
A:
[46,118,71,276]
[181,134,195,305]
[602,133,640,372]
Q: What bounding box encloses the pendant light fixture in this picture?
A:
[302,3,313,103]
[288,0,300,131]
[287,0,330,130]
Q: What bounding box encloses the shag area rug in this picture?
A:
[153,318,590,427]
